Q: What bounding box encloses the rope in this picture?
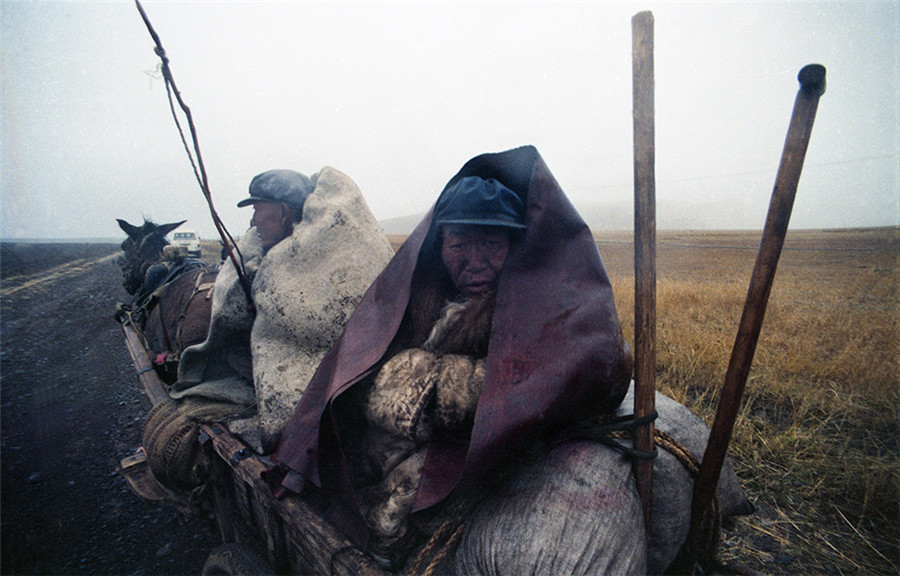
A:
[404,499,472,576]
[418,521,467,576]
[570,410,660,460]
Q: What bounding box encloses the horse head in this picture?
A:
[117,218,186,295]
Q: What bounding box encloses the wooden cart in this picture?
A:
[118,320,392,576]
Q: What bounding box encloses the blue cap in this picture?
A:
[434,176,526,229]
[237,169,314,213]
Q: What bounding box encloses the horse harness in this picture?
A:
[168,266,216,356]
[119,258,215,363]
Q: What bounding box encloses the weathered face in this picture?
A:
[250,202,293,251]
[440,225,511,299]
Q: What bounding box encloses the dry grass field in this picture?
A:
[595,227,898,575]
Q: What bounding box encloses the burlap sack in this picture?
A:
[143,398,247,490]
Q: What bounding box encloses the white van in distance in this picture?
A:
[171,229,201,258]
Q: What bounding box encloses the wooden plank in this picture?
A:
[279,497,388,576]
[252,488,289,573]
[120,305,387,574]
[232,472,255,539]
[209,456,239,543]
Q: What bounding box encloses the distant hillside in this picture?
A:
[377,202,636,234]
[378,213,427,235]
[378,198,762,234]
[375,207,630,235]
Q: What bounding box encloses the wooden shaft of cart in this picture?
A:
[688,63,827,554]
[632,10,656,539]
[121,320,170,406]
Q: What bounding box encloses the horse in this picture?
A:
[116,218,218,383]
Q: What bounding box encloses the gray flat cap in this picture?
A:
[237,169,314,214]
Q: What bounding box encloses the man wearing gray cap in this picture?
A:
[237,169,314,253]
[155,165,392,466]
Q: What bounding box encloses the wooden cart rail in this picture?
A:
[120,319,390,576]
[200,421,389,576]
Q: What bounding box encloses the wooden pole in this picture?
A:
[688,64,827,559]
[134,0,253,308]
[631,10,656,539]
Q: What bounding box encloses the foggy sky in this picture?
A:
[1,1,897,240]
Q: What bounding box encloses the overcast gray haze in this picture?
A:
[1,1,897,241]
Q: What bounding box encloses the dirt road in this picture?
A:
[1,243,219,575]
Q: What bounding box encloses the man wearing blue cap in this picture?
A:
[274,147,633,568]
[434,176,525,301]
[317,174,531,564]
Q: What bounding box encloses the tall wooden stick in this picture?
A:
[688,63,827,559]
[631,10,656,538]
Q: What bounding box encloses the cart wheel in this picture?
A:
[201,543,273,576]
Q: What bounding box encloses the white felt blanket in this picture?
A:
[172,231,263,408]
[251,166,394,450]
[174,167,393,453]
